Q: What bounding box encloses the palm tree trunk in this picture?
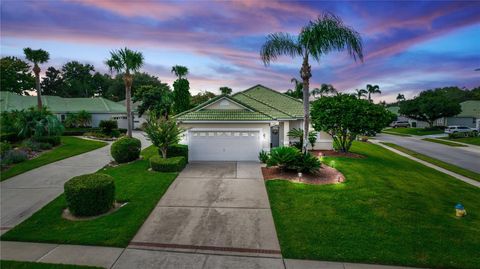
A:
[300,55,311,153]
[34,65,42,109]
[124,73,133,137]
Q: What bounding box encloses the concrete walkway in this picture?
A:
[372,140,480,188]
[0,237,422,269]
[0,131,151,232]
[129,161,281,258]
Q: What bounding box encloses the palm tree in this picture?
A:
[23,48,49,109]
[260,13,363,152]
[396,93,405,102]
[319,83,337,97]
[366,84,381,102]
[355,88,367,99]
[106,47,144,137]
[171,65,189,79]
[311,87,321,99]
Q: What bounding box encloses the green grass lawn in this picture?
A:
[382,142,480,182]
[422,138,467,147]
[266,142,480,269]
[441,136,480,146]
[1,146,177,247]
[0,260,103,269]
[382,128,443,136]
[1,137,107,181]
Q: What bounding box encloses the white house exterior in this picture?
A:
[175,85,333,162]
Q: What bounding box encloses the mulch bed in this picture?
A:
[310,150,365,159]
[262,164,345,185]
[62,202,128,221]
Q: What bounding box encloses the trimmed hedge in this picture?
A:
[64,173,115,217]
[34,136,61,146]
[111,137,141,163]
[150,156,186,172]
[164,144,188,160]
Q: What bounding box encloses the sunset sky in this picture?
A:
[1,0,479,102]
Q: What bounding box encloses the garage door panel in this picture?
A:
[189,130,260,161]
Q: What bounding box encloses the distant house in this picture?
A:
[116,100,148,129]
[388,100,480,129]
[386,106,429,128]
[0,91,128,128]
[435,100,480,128]
[175,84,333,161]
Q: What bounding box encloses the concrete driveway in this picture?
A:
[128,161,282,266]
[0,131,150,231]
[375,133,480,173]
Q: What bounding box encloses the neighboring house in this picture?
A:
[387,106,429,128]
[434,100,480,129]
[0,91,128,128]
[117,100,148,129]
[175,84,333,161]
[387,100,480,129]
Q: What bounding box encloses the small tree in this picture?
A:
[311,94,394,153]
[144,114,184,158]
[308,131,318,149]
[76,110,92,127]
[399,89,461,127]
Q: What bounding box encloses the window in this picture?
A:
[60,114,66,121]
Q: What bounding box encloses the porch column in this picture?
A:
[283,121,290,146]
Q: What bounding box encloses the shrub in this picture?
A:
[1,149,28,165]
[23,140,52,151]
[308,131,318,148]
[291,152,321,174]
[111,137,141,163]
[99,120,118,135]
[150,156,187,172]
[33,136,61,146]
[258,150,269,163]
[267,146,299,170]
[448,131,479,139]
[0,142,12,157]
[63,128,100,136]
[166,144,188,159]
[64,173,115,217]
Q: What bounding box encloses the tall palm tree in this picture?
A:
[366,84,381,102]
[260,13,363,152]
[355,88,367,99]
[106,47,144,137]
[171,65,189,80]
[23,48,49,109]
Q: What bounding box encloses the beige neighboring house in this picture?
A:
[175,84,333,161]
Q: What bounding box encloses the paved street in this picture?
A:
[375,133,480,173]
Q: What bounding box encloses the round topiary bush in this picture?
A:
[64,173,115,217]
[110,137,141,163]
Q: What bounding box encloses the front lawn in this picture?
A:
[422,138,466,147]
[266,142,480,269]
[1,146,177,247]
[441,136,480,146]
[0,260,103,269]
[1,137,107,181]
[382,127,444,136]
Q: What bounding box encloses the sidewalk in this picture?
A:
[0,241,422,269]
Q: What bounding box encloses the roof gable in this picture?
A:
[200,97,250,111]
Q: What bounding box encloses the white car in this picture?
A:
[444,126,477,134]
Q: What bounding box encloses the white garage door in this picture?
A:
[189,130,261,161]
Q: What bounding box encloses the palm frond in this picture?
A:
[23,48,50,64]
[106,47,144,74]
[260,32,303,65]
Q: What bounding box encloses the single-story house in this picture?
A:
[434,100,480,129]
[388,100,480,129]
[175,84,333,161]
[117,100,148,129]
[0,91,128,128]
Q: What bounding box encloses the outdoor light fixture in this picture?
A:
[455,203,467,217]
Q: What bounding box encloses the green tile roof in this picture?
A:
[176,85,304,122]
[457,100,480,118]
[386,106,400,115]
[0,91,126,114]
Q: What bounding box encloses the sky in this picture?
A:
[1,0,479,102]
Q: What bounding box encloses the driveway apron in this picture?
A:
[129,161,281,258]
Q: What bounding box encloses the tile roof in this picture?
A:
[0,91,126,114]
[457,100,480,118]
[176,85,304,122]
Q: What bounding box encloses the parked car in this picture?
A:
[444,126,478,134]
[390,121,410,128]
